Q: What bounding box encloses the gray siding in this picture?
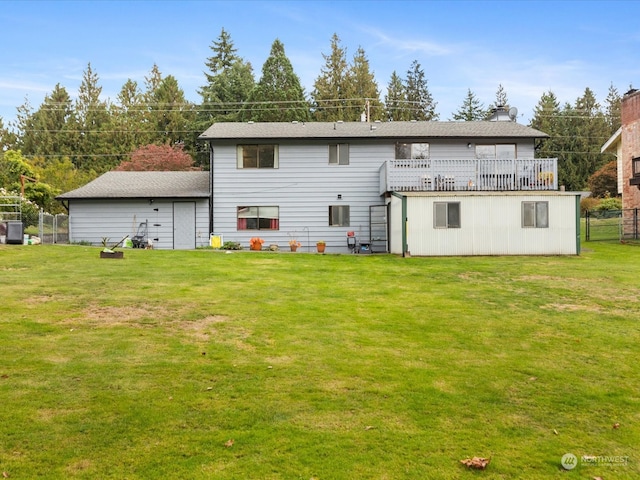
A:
[212,141,389,253]
[68,199,209,250]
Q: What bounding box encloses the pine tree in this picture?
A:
[149,75,194,147]
[451,89,485,121]
[604,83,621,134]
[75,63,112,171]
[346,46,383,121]
[243,39,310,122]
[311,33,350,121]
[404,60,438,121]
[384,71,409,121]
[111,79,152,158]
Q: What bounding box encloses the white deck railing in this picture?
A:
[379,158,558,194]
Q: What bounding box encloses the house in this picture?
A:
[199,117,581,256]
[57,171,210,249]
[601,88,640,239]
[602,89,640,209]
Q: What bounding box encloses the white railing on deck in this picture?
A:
[379,158,558,194]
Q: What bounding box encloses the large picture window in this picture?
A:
[476,144,516,159]
[395,142,429,160]
[237,206,279,230]
[434,202,460,228]
[522,201,548,228]
[329,205,350,226]
[329,144,349,165]
[237,145,278,168]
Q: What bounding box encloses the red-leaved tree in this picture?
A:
[116,144,200,171]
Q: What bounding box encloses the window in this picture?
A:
[434,202,460,228]
[395,142,429,160]
[329,144,349,165]
[237,206,279,230]
[633,157,640,177]
[476,144,516,159]
[237,145,278,168]
[522,201,548,228]
[329,205,350,226]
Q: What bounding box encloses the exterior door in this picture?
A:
[173,201,196,249]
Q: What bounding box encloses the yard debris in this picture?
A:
[224,439,234,448]
[613,422,620,429]
[553,429,559,435]
[3,471,9,478]
[364,425,375,430]
[460,456,491,470]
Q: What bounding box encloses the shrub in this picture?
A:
[580,197,599,216]
[596,196,622,211]
[220,241,242,250]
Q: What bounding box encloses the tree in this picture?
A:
[243,39,310,122]
[311,33,350,121]
[75,63,113,171]
[404,60,438,120]
[487,83,509,117]
[384,71,409,121]
[115,144,199,171]
[16,85,76,158]
[0,117,18,151]
[452,89,485,121]
[346,46,383,121]
[110,79,152,157]
[588,160,618,198]
[604,83,621,134]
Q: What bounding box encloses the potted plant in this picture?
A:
[288,239,301,252]
[316,240,326,253]
[249,237,264,251]
[100,235,128,259]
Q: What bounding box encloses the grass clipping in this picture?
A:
[460,456,491,470]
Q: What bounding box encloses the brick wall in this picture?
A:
[621,90,640,210]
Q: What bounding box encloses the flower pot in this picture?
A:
[316,243,326,253]
[250,244,262,251]
[290,245,298,252]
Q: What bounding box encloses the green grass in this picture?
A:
[1,243,639,479]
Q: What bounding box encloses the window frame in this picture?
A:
[521,201,549,228]
[237,206,280,231]
[434,202,461,229]
[237,144,279,169]
[633,157,640,177]
[328,144,350,165]
[329,205,350,227]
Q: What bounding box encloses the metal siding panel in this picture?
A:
[403,194,578,256]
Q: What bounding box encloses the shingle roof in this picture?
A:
[199,120,549,141]
[56,171,210,200]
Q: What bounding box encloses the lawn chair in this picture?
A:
[131,221,148,248]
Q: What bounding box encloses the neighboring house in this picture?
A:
[57,171,210,249]
[199,116,581,256]
[602,88,640,210]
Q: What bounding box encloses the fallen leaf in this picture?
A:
[364,425,375,430]
[553,429,558,435]
[593,477,603,480]
[3,472,9,478]
[224,439,234,448]
[613,423,620,429]
[460,457,491,470]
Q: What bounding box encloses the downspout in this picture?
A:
[575,194,581,255]
[209,142,214,236]
[391,191,408,257]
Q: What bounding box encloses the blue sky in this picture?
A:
[1,0,638,127]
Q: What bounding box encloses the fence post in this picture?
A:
[585,210,590,241]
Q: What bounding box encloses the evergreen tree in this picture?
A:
[243,39,310,122]
[384,71,410,121]
[311,33,350,121]
[487,83,510,115]
[75,63,113,171]
[0,117,17,151]
[346,46,383,121]
[404,60,438,120]
[604,83,621,134]
[451,89,485,121]
[149,75,194,147]
[110,79,152,159]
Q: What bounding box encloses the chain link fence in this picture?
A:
[584,209,639,241]
[39,211,69,244]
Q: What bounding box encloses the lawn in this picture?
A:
[1,243,639,479]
